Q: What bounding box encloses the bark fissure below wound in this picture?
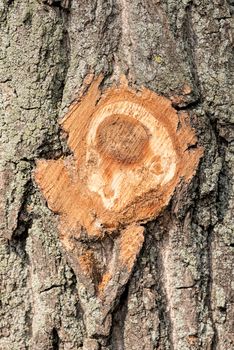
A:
[34,75,203,338]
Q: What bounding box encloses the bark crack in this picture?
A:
[118,0,134,73]
[206,225,219,350]
[40,284,64,293]
[181,3,202,102]
[52,327,60,350]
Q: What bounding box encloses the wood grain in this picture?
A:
[35,76,203,241]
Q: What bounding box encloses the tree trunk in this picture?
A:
[0,1,233,350]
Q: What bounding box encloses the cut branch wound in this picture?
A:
[34,75,203,338]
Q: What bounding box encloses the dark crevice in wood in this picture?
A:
[41,0,71,11]
[24,306,33,349]
[36,134,71,160]
[192,211,218,348]
[181,3,202,103]
[151,229,174,350]
[36,8,71,161]
[175,284,196,290]
[58,16,71,100]
[172,98,201,111]
[40,284,64,293]
[10,179,34,261]
[52,328,60,350]
[210,118,232,223]
[216,157,231,222]
[193,154,219,347]
[206,225,219,350]
[110,284,129,349]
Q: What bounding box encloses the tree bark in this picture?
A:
[0,1,233,350]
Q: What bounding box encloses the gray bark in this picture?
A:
[0,0,233,349]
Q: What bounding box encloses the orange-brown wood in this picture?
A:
[35,76,203,243]
[34,76,203,335]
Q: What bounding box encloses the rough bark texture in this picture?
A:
[0,1,233,350]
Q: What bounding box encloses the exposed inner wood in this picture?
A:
[34,76,203,332]
[35,76,203,242]
[96,114,149,165]
[118,225,145,273]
